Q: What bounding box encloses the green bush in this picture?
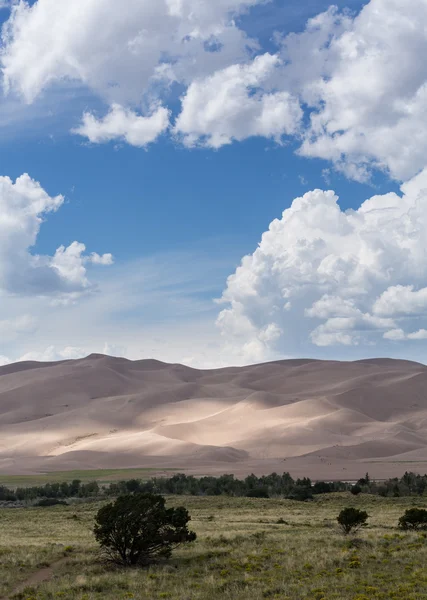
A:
[337,507,368,535]
[94,493,196,566]
[350,485,362,496]
[398,508,427,531]
[288,485,313,501]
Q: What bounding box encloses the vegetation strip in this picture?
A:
[1,470,427,506]
[2,472,427,599]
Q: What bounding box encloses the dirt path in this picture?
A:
[0,557,67,600]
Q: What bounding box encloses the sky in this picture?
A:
[1,0,427,368]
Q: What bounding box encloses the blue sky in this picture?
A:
[0,0,425,367]
[0,0,374,261]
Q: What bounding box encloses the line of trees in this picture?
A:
[2,470,427,505]
[0,479,100,503]
[104,471,427,499]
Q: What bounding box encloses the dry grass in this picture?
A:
[0,468,177,488]
[2,493,427,599]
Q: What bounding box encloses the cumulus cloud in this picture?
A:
[174,53,302,147]
[374,286,427,318]
[1,0,259,102]
[0,173,113,296]
[3,0,427,180]
[1,0,264,143]
[217,168,427,362]
[384,328,427,342]
[280,0,427,181]
[383,329,406,342]
[73,104,170,147]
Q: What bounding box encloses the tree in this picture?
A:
[337,507,368,535]
[94,493,196,566]
[398,508,427,531]
[313,481,332,494]
[288,485,313,501]
[125,479,142,493]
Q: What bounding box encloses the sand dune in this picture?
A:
[1,354,427,479]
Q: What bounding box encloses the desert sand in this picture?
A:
[1,354,427,480]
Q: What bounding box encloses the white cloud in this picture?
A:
[281,1,427,181]
[1,0,263,142]
[73,104,170,147]
[3,0,427,181]
[0,173,113,296]
[1,0,259,103]
[174,53,302,147]
[374,286,427,318]
[383,329,406,341]
[51,242,112,288]
[384,328,427,342]
[217,168,427,362]
[90,252,114,266]
[305,295,359,319]
[408,329,427,340]
[0,355,10,366]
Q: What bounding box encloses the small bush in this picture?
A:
[337,507,368,535]
[94,493,196,567]
[398,508,427,530]
[351,485,362,496]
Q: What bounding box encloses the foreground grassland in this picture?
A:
[0,468,178,488]
[2,494,427,600]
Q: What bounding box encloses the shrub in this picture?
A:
[398,508,427,531]
[351,485,362,496]
[94,493,196,566]
[246,488,269,498]
[337,507,368,535]
[288,485,313,501]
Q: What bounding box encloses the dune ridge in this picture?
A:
[1,354,427,479]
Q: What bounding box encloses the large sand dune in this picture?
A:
[1,354,427,479]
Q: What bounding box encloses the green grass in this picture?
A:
[2,493,427,599]
[0,468,178,488]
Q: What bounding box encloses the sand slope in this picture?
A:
[1,354,427,479]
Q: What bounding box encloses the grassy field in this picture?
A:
[1,493,427,600]
[0,468,178,488]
